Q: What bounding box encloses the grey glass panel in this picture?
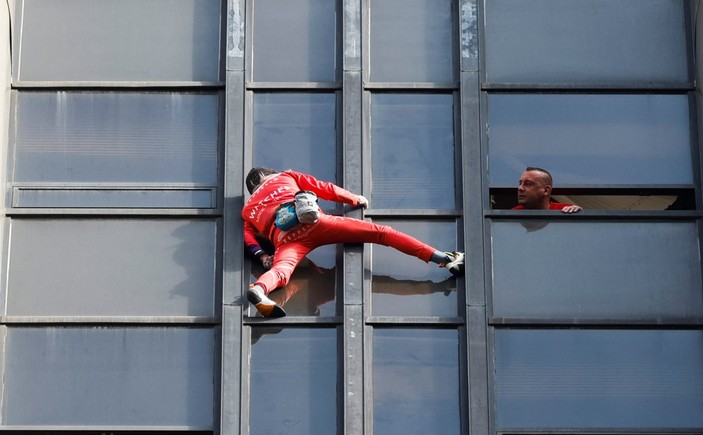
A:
[484,0,688,84]
[249,246,337,317]
[18,0,221,82]
[14,188,215,208]
[2,327,214,427]
[14,92,219,186]
[374,329,460,434]
[372,220,459,316]
[370,0,456,83]
[7,219,216,316]
[488,94,693,187]
[250,327,336,435]
[491,221,703,319]
[371,94,455,209]
[251,0,337,82]
[253,93,336,183]
[495,329,703,428]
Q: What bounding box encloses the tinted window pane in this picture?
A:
[18,0,221,82]
[370,0,456,82]
[13,187,216,209]
[491,221,703,319]
[14,92,219,186]
[495,329,703,428]
[488,94,692,186]
[250,328,336,434]
[2,327,214,427]
[485,0,688,84]
[252,0,337,82]
[371,94,455,209]
[374,329,460,434]
[7,219,216,316]
[253,93,337,185]
[372,220,458,316]
[249,246,337,317]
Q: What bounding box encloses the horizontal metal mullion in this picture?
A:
[0,425,213,432]
[365,316,465,326]
[482,82,694,92]
[0,316,221,325]
[245,81,341,90]
[6,208,223,217]
[485,210,702,219]
[363,81,459,90]
[498,429,702,434]
[489,318,703,328]
[363,209,462,217]
[243,316,343,326]
[12,81,225,90]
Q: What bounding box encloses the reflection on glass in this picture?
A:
[488,94,692,187]
[253,93,337,200]
[370,0,456,83]
[374,328,460,434]
[249,246,337,317]
[2,327,214,426]
[14,92,219,184]
[372,220,459,316]
[18,0,221,82]
[250,328,337,435]
[484,0,688,84]
[8,219,216,317]
[371,94,455,209]
[252,0,337,82]
[491,221,703,319]
[495,329,703,428]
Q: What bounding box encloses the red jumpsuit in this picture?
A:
[242,170,437,294]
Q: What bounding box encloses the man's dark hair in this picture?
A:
[246,167,278,194]
[525,166,553,186]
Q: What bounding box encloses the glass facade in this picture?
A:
[1,0,701,434]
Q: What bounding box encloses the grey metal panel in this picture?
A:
[467,305,489,435]
[484,0,690,86]
[227,0,245,71]
[461,71,485,306]
[16,0,222,82]
[13,187,217,209]
[459,0,479,72]
[221,71,245,434]
[343,304,364,435]
[7,218,217,317]
[220,305,242,435]
[490,220,703,320]
[2,326,215,427]
[343,0,362,71]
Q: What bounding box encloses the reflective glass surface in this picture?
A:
[14,92,219,186]
[17,0,221,82]
[251,0,337,82]
[488,94,692,187]
[2,327,214,427]
[370,0,456,83]
[495,329,703,428]
[7,219,216,316]
[491,221,703,319]
[372,220,459,316]
[373,328,460,434]
[253,93,337,185]
[371,94,455,209]
[484,0,688,84]
[250,327,337,434]
[249,245,337,317]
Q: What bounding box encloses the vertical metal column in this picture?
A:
[342,0,364,433]
[221,0,246,433]
[459,1,489,434]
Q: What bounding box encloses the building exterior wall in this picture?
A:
[0,1,701,434]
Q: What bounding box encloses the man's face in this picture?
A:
[517,170,550,209]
